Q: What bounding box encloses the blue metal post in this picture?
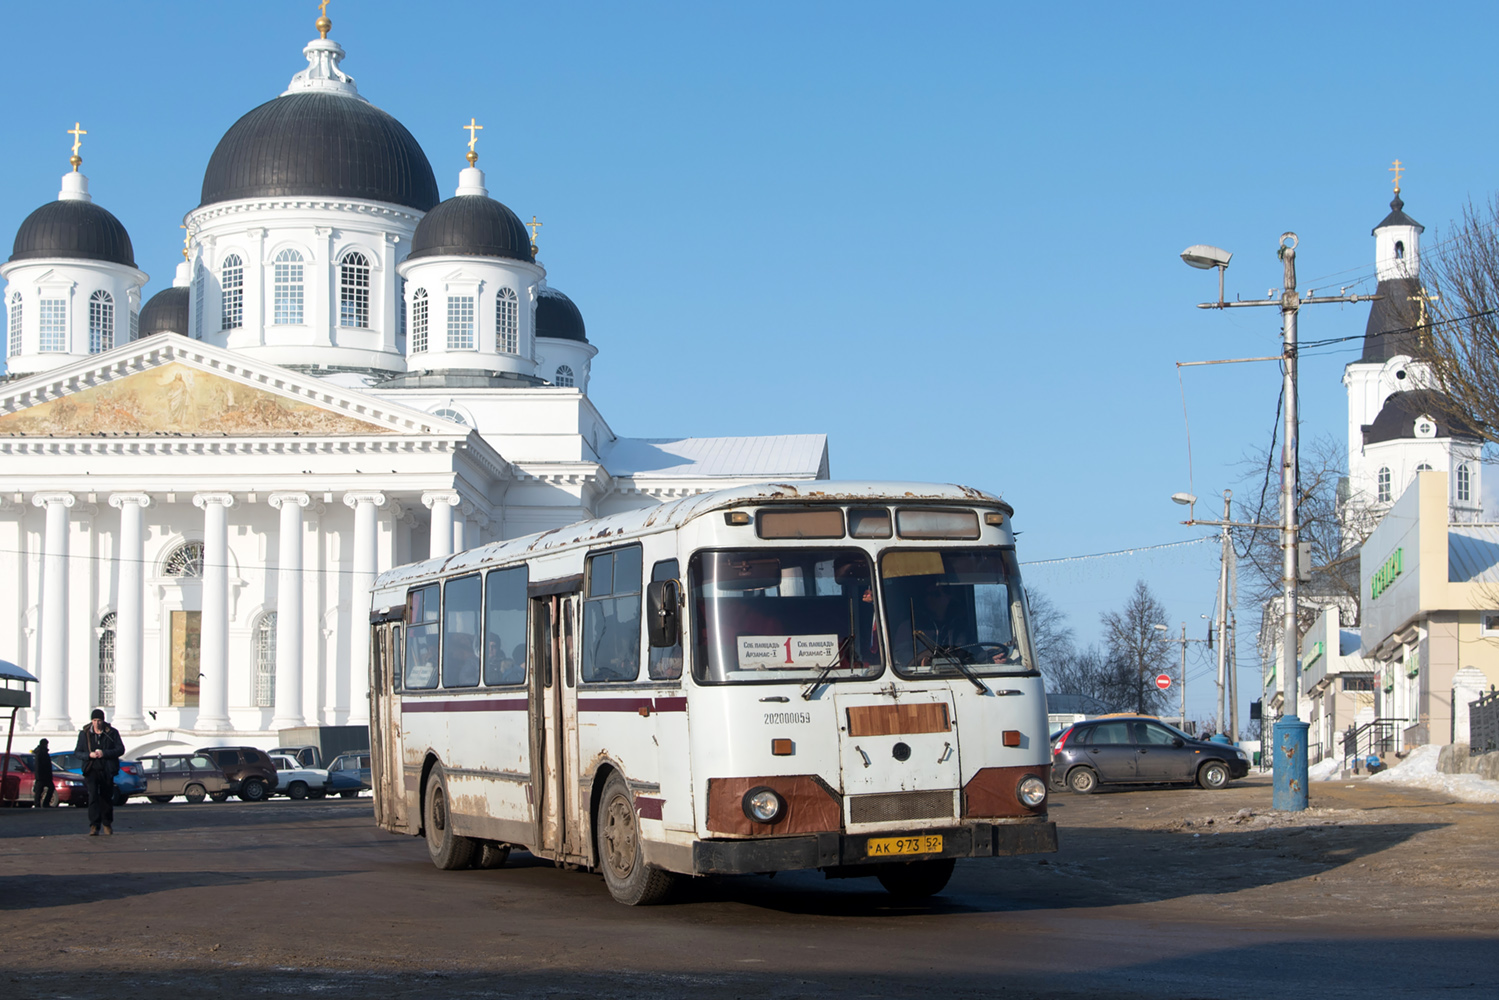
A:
[1272,714,1310,811]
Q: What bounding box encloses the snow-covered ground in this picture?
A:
[1307,756,1342,781]
[1364,744,1499,803]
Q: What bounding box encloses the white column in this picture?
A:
[108,493,151,731]
[32,492,74,730]
[422,491,459,559]
[269,492,310,730]
[344,491,386,726]
[194,492,235,731]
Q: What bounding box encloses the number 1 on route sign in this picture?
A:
[1155,673,1172,691]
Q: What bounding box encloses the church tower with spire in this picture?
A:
[1342,167,1483,540]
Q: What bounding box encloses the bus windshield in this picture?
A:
[881,548,1033,678]
[690,549,882,684]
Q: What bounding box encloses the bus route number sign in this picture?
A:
[866,835,943,858]
[738,634,839,670]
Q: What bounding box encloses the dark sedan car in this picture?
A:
[326,752,370,798]
[1052,716,1250,793]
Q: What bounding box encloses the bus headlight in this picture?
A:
[1016,775,1047,808]
[742,786,785,824]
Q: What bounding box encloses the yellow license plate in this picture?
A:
[866,835,943,857]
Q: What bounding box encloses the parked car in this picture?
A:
[1,753,86,806]
[271,745,323,768]
[326,751,371,797]
[137,753,233,803]
[266,753,332,800]
[1051,716,1250,793]
[49,751,148,806]
[196,746,279,802]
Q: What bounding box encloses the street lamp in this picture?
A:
[1182,234,1378,812]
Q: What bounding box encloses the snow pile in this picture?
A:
[1308,756,1343,781]
[1367,744,1499,803]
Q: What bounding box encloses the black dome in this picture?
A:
[1363,390,1478,445]
[535,286,587,343]
[407,195,534,262]
[138,287,190,337]
[200,92,438,211]
[10,198,135,267]
[1361,276,1424,363]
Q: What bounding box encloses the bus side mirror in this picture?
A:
[646,579,680,648]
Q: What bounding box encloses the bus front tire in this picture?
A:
[876,858,955,899]
[424,768,477,871]
[596,771,677,906]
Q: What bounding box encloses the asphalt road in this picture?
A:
[2,776,1495,999]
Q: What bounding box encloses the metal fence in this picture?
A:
[1470,687,1499,755]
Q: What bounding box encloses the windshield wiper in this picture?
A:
[800,635,855,701]
[911,630,990,695]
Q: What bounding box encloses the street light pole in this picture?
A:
[1218,490,1232,738]
[1179,621,1187,725]
[1181,233,1379,811]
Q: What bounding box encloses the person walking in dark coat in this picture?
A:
[74,709,124,835]
[31,738,54,808]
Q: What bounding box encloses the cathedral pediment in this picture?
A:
[0,334,451,438]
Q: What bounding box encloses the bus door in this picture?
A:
[370,618,409,832]
[530,587,584,863]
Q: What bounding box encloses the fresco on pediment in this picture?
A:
[0,362,393,437]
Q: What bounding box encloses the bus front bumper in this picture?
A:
[690,820,1058,876]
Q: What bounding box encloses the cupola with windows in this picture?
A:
[393,145,547,385]
[534,283,597,393]
[180,11,429,376]
[2,144,147,377]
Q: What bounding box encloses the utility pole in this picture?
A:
[1181,233,1379,811]
[1179,622,1187,725]
[1217,491,1231,736]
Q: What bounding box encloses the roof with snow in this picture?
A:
[602,434,829,480]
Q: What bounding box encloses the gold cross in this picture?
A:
[1410,285,1440,349]
[67,122,87,169]
[318,0,330,17]
[463,118,484,151]
[179,224,193,261]
[1390,158,1404,193]
[527,216,543,245]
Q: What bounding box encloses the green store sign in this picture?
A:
[1371,547,1403,601]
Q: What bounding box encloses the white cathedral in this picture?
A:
[0,14,827,752]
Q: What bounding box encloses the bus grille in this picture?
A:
[849,790,956,825]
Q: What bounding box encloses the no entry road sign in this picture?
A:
[1155,673,1172,690]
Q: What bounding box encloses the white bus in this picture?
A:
[368,482,1057,904]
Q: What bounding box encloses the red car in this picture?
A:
[0,752,88,807]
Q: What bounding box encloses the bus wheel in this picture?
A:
[475,842,511,869]
[876,858,955,899]
[596,771,677,905]
[424,767,476,870]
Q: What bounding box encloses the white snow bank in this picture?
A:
[1366,744,1499,803]
[1307,756,1343,781]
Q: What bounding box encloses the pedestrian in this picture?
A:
[31,738,55,808]
[74,709,124,836]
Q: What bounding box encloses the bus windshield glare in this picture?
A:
[690,549,882,684]
[881,548,1033,678]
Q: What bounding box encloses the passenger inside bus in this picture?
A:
[484,637,526,685]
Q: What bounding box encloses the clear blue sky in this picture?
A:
[3,1,1496,724]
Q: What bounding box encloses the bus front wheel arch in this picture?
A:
[594,770,678,906]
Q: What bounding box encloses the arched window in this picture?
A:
[221,254,244,330]
[447,295,476,350]
[496,287,518,354]
[163,541,205,578]
[97,612,116,708]
[339,251,371,328]
[89,290,114,354]
[273,249,305,325]
[410,288,429,353]
[1377,467,1392,503]
[1458,463,1473,502]
[432,407,467,426]
[7,293,22,357]
[1415,463,1433,474]
[554,365,575,388]
[38,297,66,352]
[1395,240,1405,260]
[254,612,277,708]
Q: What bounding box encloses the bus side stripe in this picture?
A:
[401,698,529,713]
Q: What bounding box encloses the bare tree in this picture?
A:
[1025,588,1075,676]
[1099,580,1173,715]
[1415,197,1499,442]
[1047,644,1141,714]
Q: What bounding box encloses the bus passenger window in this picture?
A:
[405,584,440,690]
[484,566,528,686]
[583,545,642,683]
[442,575,482,688]
[648,559,683,681]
